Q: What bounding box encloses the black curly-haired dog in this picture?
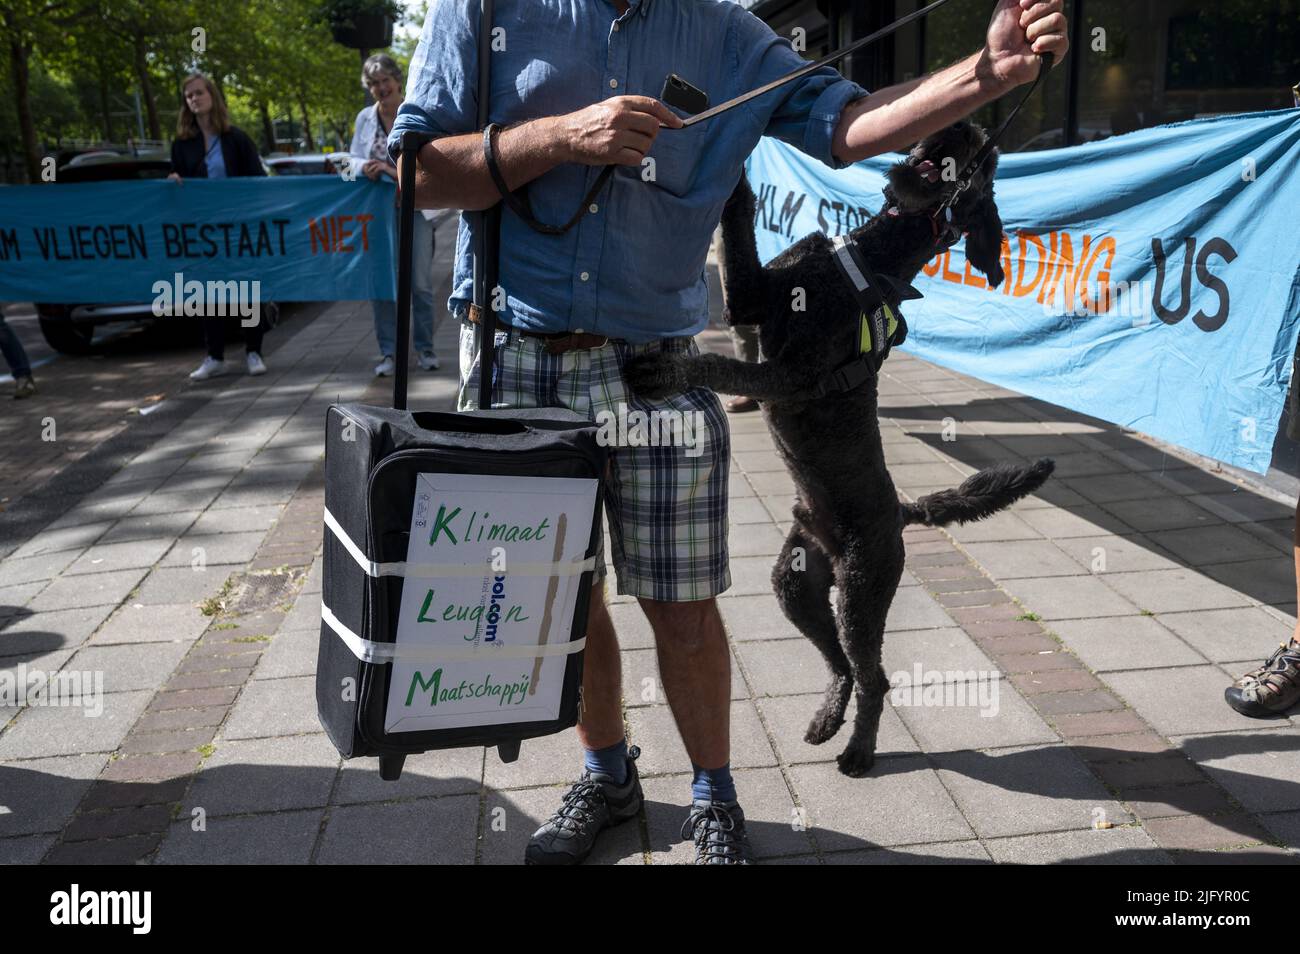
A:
[625,122,1054,776]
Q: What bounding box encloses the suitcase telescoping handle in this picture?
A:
[394,0,499,413]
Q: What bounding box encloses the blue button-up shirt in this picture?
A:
[392,0,867,343]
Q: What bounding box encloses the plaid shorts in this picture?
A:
[457,322,731,602]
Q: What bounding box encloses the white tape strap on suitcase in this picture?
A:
[323,507,596,578]
[321,602,587,664]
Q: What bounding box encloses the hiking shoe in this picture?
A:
[246,352,267,376]
[1225,639,1300,717]
[13,375,36,399]
[525,745,642,865]
[189,356,226,381]
[418,350,441,371]
[374,355,395,377]
[681,799,754,864]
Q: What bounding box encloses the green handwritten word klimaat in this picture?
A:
[427,504,552,546]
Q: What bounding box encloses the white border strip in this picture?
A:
[321,601,587,664]
[323,507,596,579]
[832,234,870,293]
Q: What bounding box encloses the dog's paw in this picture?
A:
[804,713,844,746]
[836,745,877,778]
[623,353,686,399]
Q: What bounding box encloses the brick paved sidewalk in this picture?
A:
[2,230,1298,864]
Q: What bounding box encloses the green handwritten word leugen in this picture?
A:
[405,668,531,708]
[427,504,550,546]
[415,589,530,628]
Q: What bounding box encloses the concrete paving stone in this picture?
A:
[1124,782,1238,820]
[208,483,298,510]
[1156,607,1292,663]
[154,809,323,865]
[160,532,268,568]
[0,689,151,759]
[0,550,80,588]
[1259,810,1300,850]
[961,540,1083,579]
[189,505,285,535]
[715,555,775,597]
[992,434,1087,457]
[622,645,746,706]
[1061,472,1166,505]
[729,496,773,525]
[227,462,315,489]
[0,605,114,657]
[942,511,1043,544]
[735,638,834,698]
[97,511,202,545]
[1038,452,1130,480]
[27,571,149,616]
[789,758,973,851]
[1103,568,1253,614]
[892,678,1056,752]
[1048,616,1206,671]
[220,675,319,740]
[317,796,479,865]
[1201,558,1297,606]
[1142,466,1243,496]
[302,556,323,595]
[252,625,318,680]
[1143,813,1271,851]
[1032,689,1124,716]
[934,744,1132,838]
[1175,728,1300,814]
[133,565,235,607]
[1069,731,1173,762]
[0,580,49,613]
[0,754,107,837]
[883,626,998,683]
[483,726,586,790]
[1101,496,1218,533]
[1147,524,1279,569]
[886,585,956,632]
[154,470,237,494]
[732,450,790,473]
[1017,503,1135,540]
[1105,667,1270,736]
[728,473,759,498]
[727,522,787,558]
[66,641,190,694]
[333,748,482,805]
[759,495,798,523]
[130,488,223,517]
[90,601,211,645]
[729,430,778,453]
[1005,575,1139,620]
[882,442,946,465]
[274,589,321,633]
[1189,491,1294,526]
[1089,751,1204,791]
[183,733,339,816]
[886,462,974,488]
[0,833,57,864]
[9,522,114,560]
[825,840,993,864]
[478,784,643,865]
[643,767,812,863]
[756,694,920,763]
[717,593,799,642]
[1052,533,1182,575]
[627,700,776,775]
[63,538,173,577]
[984,827,1169,864]
[604,600,653,650]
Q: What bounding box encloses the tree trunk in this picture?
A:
[297,90,315,152]
[258,101,276,153]
[132,33,161,141]
[9,39,40,182]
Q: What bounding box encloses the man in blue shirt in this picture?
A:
[394,0,1067,865]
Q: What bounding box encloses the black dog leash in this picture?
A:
[485,0,966,235]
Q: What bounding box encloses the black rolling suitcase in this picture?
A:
[314,7,607,778]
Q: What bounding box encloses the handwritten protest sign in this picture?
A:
[384,473,598,734]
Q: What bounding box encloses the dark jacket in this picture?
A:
[170,126,265,178]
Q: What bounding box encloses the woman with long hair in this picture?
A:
[170,72,272,381]
[349,53,440,377]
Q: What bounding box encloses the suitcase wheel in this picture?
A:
[378,754,406,781]
[496,740,521,764]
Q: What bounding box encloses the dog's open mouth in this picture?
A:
[912,158,940,183]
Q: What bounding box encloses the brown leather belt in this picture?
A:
[466,303,618,355]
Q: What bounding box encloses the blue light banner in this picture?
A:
[747,109,1300,473]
